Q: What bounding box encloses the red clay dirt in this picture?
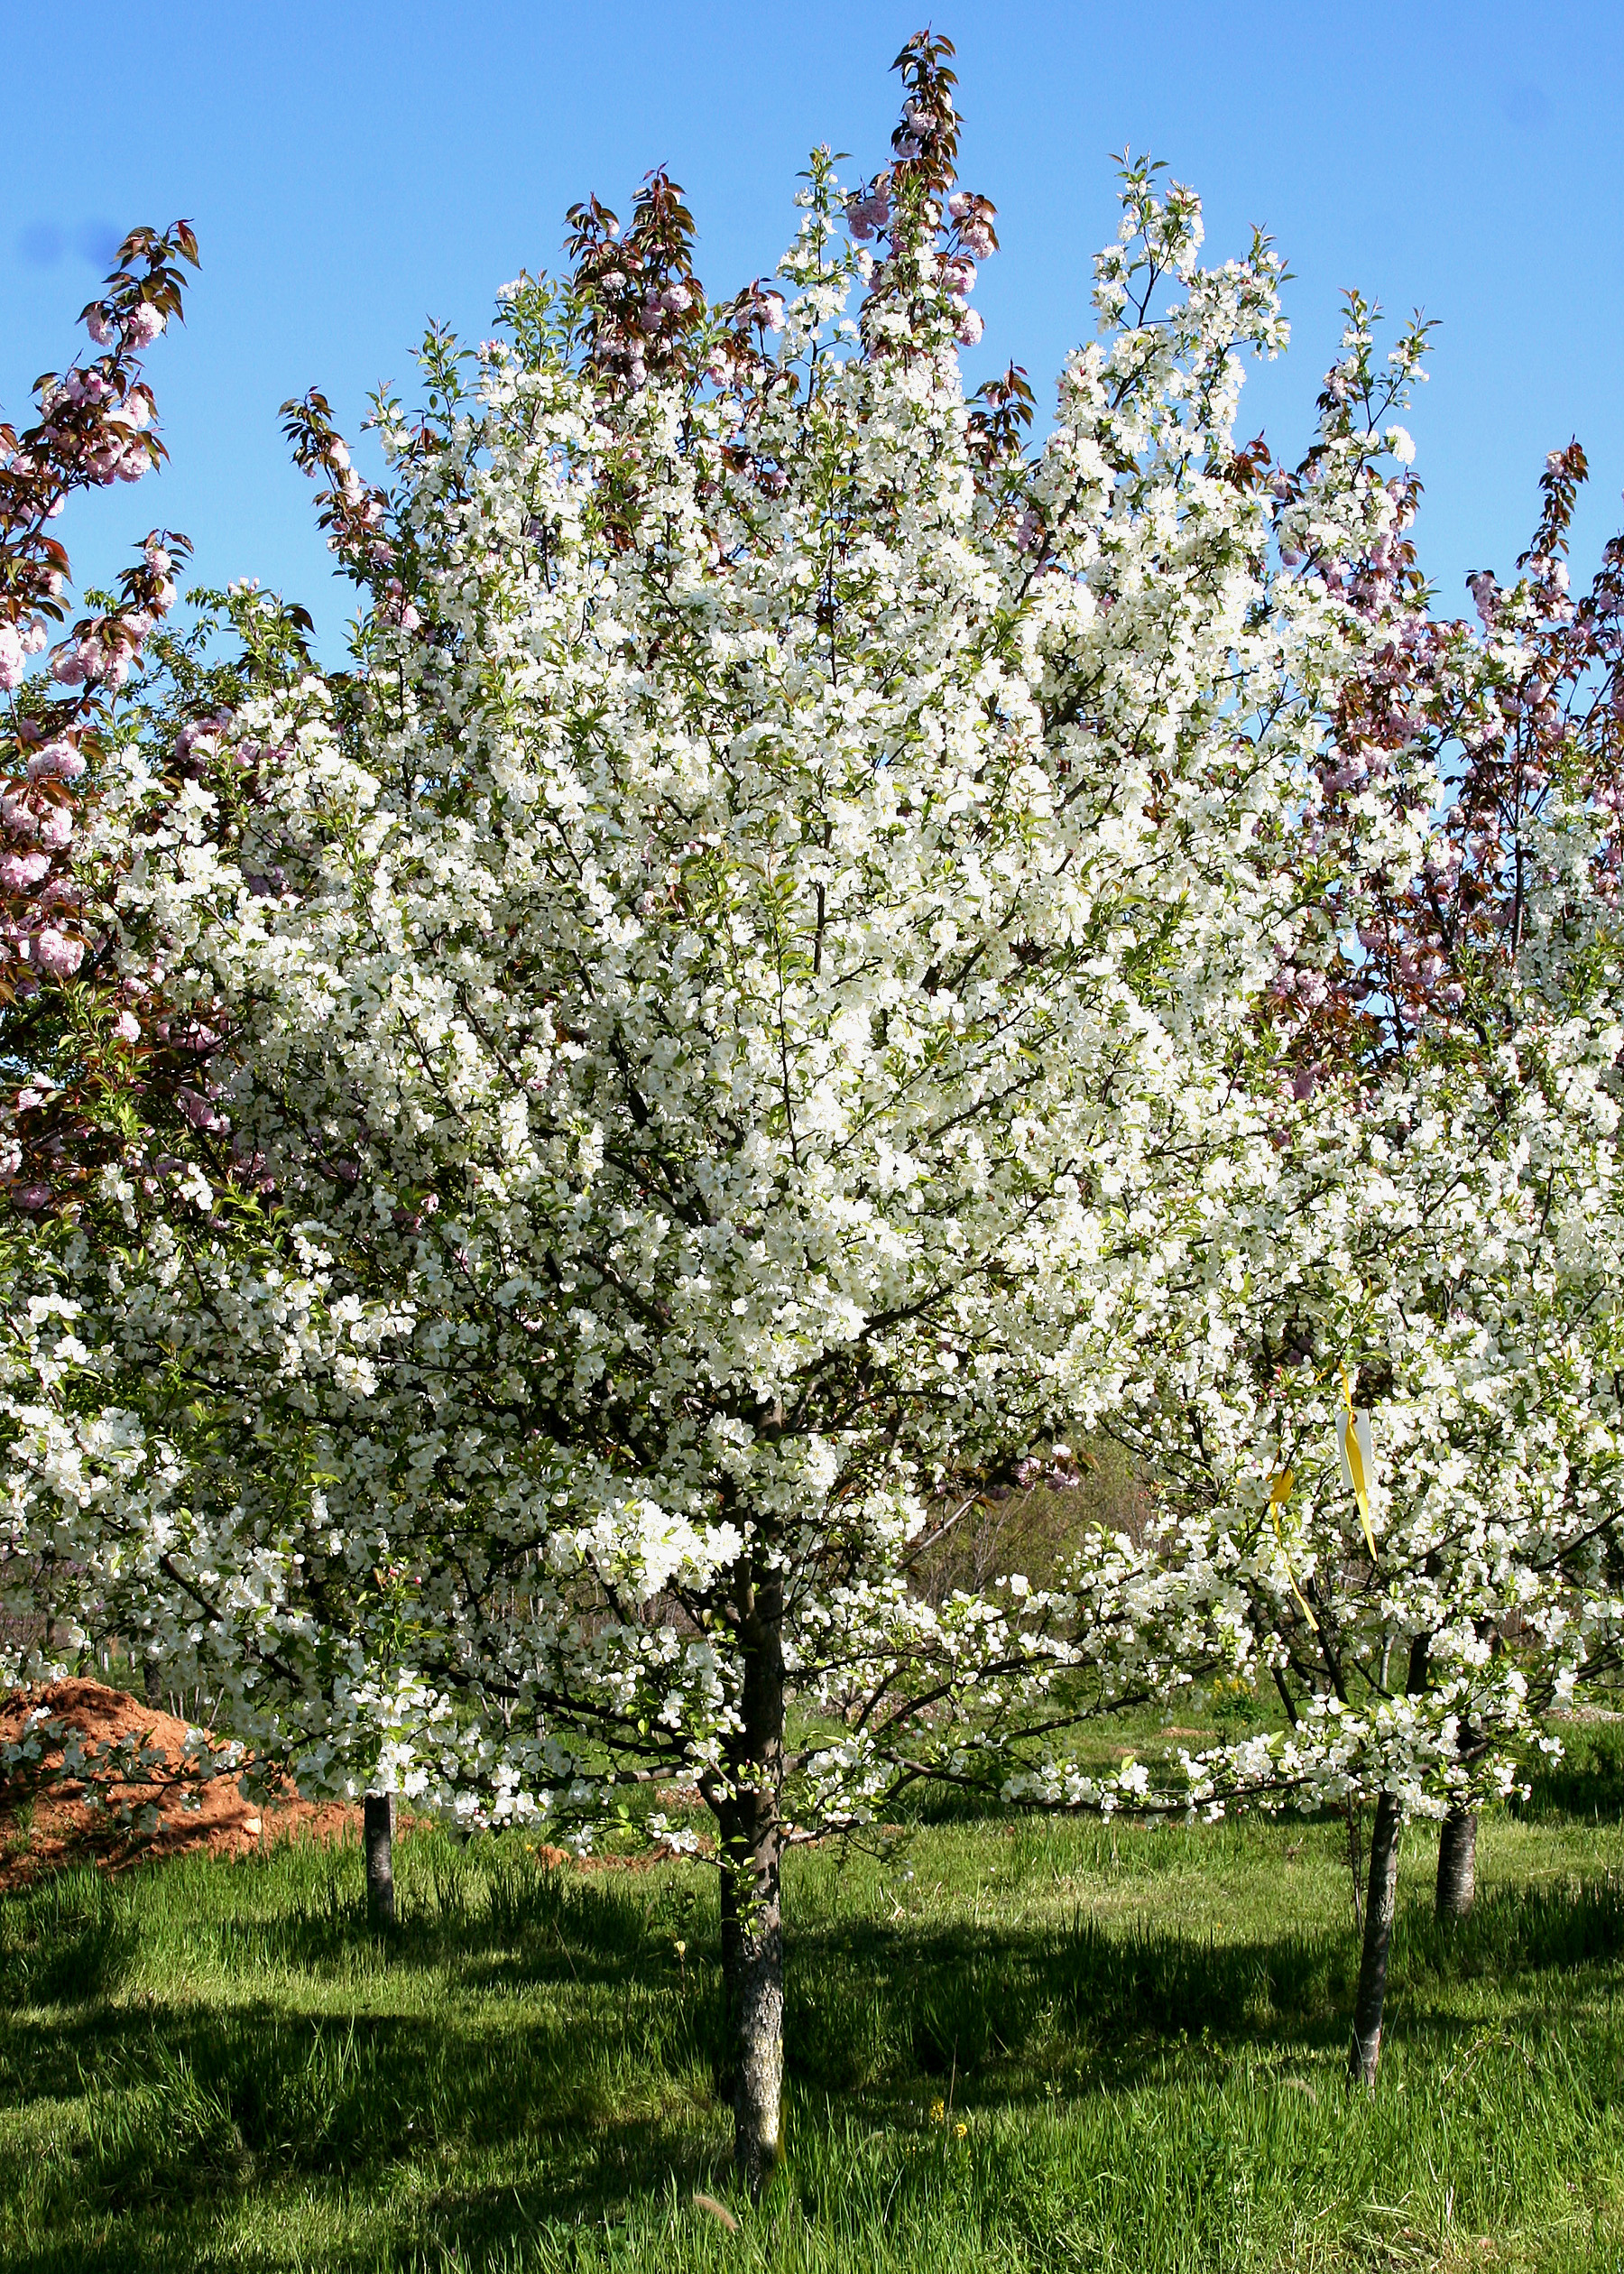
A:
[0,1680,709,1886]
[0,1678,358,1889]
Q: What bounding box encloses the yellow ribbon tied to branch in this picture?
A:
[1336,1365,1378,1558]
[1267,1467,1318,1630]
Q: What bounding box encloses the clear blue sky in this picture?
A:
[5,1,1620,650]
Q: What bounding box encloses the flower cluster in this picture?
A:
[2,226,202,1219]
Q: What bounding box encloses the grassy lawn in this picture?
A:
[3,1786,1623,2271]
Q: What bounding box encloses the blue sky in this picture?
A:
[4,1,1619,650]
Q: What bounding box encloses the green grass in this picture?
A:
[3,1793,1623,2271]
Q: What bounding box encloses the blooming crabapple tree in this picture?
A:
[1,39,1493,2174]
[997,338,1624,2083]
[1263,401,1624,2039]
[1032,1029,1623,2084]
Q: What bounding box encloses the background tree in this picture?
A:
[1003,347,1624,2082]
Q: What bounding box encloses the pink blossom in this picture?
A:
[123,302,166,347]
[11,1185,51,1212]
[959,223,995,259]
[33,926,85,977]
[52,642,97,687]
[0,851,50,892]
[86,308,113,346]
[36,806,74,850]
[113,1009,141,1043]
[179,1086,228,1132]
[26,742,86,783]
[0,625,23,691]
[846,190,890,243]
[759,292,785,333]
[954,309,984,347]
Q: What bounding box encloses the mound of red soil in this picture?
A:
[0,1679,358,1888]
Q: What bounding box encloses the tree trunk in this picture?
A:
[715,1560,786,2203]
[718,1785,783,2201]
[1435,1805,1476,1919]
[141,1654,163,1712]
[1349,1632,1429,2087]
[364,1790,396,1928]
[1349,1789,1402,2085]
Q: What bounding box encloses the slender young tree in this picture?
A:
[1000,392,1624,2082]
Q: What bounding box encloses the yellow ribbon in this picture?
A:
[1339,1365,1378,1558]
[1268,1467,1318,1630]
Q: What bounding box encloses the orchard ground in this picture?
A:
[3,1712,1624,2272]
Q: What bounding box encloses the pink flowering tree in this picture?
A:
[0,227,326,1706]
[1,225,198,1210]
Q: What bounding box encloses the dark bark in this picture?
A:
[141,1655,163,1712]
[1349,1633,1430,2086]
[1435,1805,1477,1919]
[1349,1789,1402,2085]
[715,1562,786,2203]
[364,1790,396,1929]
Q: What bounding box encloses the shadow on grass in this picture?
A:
[5,1838,1624,2271]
